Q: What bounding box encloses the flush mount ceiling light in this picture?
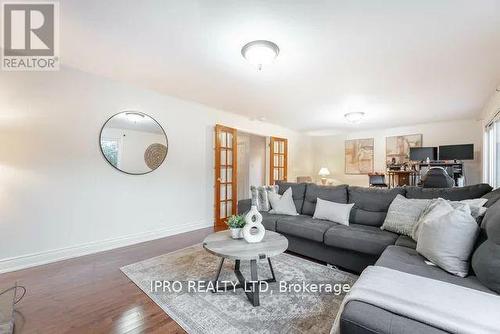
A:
[344,112,365,123]
[125,112,145,122]
[241,40,280,70]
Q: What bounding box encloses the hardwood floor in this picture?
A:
[0,227,215,334]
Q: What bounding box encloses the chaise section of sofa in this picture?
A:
[339,190,500,334]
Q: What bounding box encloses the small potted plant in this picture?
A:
[226,214,246,239]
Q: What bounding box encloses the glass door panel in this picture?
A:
[215,125,238,227]
[270,137,288,185]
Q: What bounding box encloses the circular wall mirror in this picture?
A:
[100,111,168,175]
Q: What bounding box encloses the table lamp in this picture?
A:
[318,167,330,185]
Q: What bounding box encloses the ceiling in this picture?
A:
[61,0,500,133]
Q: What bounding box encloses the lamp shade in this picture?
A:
[318,167,331,176]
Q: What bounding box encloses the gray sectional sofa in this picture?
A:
[238,181,500,334]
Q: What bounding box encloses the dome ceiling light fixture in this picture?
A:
[241,40,280,70]
[344,112,365,124]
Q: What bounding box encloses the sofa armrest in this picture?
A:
[238,199,252,215]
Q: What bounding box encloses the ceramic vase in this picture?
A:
[243,205,265,243]
[230,228,242,239]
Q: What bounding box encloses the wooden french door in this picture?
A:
[214,125,238,228]
[270,137,288,185]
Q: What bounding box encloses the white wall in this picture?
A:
[312,119,483,187]
[0,67,313,272]
[481,90,500,124]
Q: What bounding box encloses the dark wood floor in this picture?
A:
[0,227,216,334]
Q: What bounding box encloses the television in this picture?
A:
[409,147,437,161]
[438,144,474,160]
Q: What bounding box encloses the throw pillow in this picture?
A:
[454,198,488,220]
[472,240,500,294]
[416,203,479,277]
[250,185,278,211]
[381,194,431,236]
[268,187,298,216]
[412,198,454,241]
[471,200,500,294]
[313,198,354,226]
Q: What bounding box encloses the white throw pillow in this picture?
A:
[313,198,354,226]
[412,197,488,242]
[454,198,488,219]
[412,198,454,241]
[268,187,298,216]
[381,194,431,237]
[416,203,479,277]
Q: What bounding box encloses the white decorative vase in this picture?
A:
[243,205,265,243]
[230,228,242,239]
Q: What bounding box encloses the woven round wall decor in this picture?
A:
[144,143,168,170]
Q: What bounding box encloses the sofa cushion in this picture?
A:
[376,245,494,293]
[406,183,492,201]
[348,186,406,226]
[301,184,348,216]
[395,235,417,249]
[472,200,500,294]
[324,224,398,256]
[340,300,448,334]
[260,212,290,231]
[275,181,307,214]
[276,215,336,243]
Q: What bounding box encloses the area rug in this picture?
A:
[121,244,357,334]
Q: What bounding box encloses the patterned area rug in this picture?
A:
[121,244,357,334]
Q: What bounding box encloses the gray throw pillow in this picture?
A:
[416,203,479,277]
[472,240,500,294]
[471,200,500,294]
[250,185,278,211]
[381,194,431,237]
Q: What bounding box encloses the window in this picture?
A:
[101,138,120,168]
[484,113,500,188]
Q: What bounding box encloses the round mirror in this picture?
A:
[100,111,168,174]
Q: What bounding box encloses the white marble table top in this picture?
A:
[203,230,288,260]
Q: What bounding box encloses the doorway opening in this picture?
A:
[237,131,267,201]
[214,125,288,229]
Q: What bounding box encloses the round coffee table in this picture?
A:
[203,230,288,306]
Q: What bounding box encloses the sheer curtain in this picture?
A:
[484,114,500,188]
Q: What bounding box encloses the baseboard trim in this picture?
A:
[0,221,213,274]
